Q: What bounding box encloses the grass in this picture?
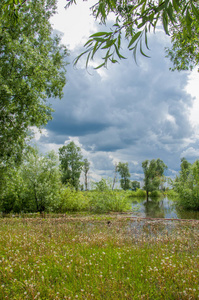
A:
[0,215,199,299]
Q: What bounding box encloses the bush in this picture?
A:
[176,188,199,210]
[166,189,178,198]
[150,190,162,198]
[58,187,89,212]
[129,189,146,198]
[87,190,131,213]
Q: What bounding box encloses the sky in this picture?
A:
[33,0,199,185]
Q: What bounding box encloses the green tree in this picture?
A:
[112,163,118,190]
[59,142,83,190]
[93,178,110,191]
[166,13,199,71]
[0,148,61,213]
[83,158,90,190]
[180,157,192,182]
[131,180,140,191]
[0,0,68,167]
[117,162,131,190]
[142,159,167,201]
[172,159,199,210]
[66,0,198,70]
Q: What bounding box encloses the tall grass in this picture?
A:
[0,216,198,299]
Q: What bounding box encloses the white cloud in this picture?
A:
[181,147,199,159]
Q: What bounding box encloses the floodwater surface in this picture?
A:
[131,196,199,220]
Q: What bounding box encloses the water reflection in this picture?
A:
[131,196,199,220]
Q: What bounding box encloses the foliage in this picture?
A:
[66,0,199,70]
[0,148,62,213]
[129,189,146,197]
[172,158,199,210]
[166,12,199,71]
[0,0,68,167]
[82,158,90,190]
[131,180,140,191]
[166,189,178,198]
[58,186,89,212]
[117,162,131,190]
[87,190,131,213]
[142,158,167,200]
[150,190,162,198]
[59,142,83,190]
[92,178,111,191]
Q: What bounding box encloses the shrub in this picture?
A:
[150,190,162,198]
[58,187,89,212]
[87,190,131,213]
[129,189,146,198]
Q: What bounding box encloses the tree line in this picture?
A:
[0,141,199,213]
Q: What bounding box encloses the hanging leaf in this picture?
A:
[162,11,169,35]
[128,31,142,48]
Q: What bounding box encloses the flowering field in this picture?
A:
[0,215,199,299]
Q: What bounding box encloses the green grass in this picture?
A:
[0,215,199,299]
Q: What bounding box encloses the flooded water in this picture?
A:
[131,196,199,220]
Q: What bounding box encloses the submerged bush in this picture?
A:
[129,189,146,198]
[58,187,89,212]
[87,190,131,213]
[150,190,162,198]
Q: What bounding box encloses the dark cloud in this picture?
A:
[35,30,198,181]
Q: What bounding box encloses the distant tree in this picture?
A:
[117,162,131,190]
[131,180,140,191]
[180,157,192,182]
[94,178,110,191]
[59,142,83,190]
[83,158,90,190]
[142,159,167,201]
[112,163,118,190]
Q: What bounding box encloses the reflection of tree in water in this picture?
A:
[143,198,165,218]
[175,206,199,220]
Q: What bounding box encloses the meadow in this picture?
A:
[0,214,199,299]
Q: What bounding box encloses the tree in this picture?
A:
[65,0,198,71]
[172,159,199,210]
[117,162,131,190]
[180,157,192,182]
[166,13,199,71]
[112,163,118,190]
[59,142,83,190]
[131,180,140,191]
[93,178,110,191]
[82,158,90,190]
[0,148,61,213]
[0,0,68,167]
[142,159,167,201]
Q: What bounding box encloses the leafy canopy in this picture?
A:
[66,0,199,70]
[142,158,167,199]
[0,0,68,166]
[117,162,131,190]
[172,158,199,210]
[59,142,83,190]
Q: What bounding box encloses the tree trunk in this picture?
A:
[146,190,149,202]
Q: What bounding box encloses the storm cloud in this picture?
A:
[36,30,198,182]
